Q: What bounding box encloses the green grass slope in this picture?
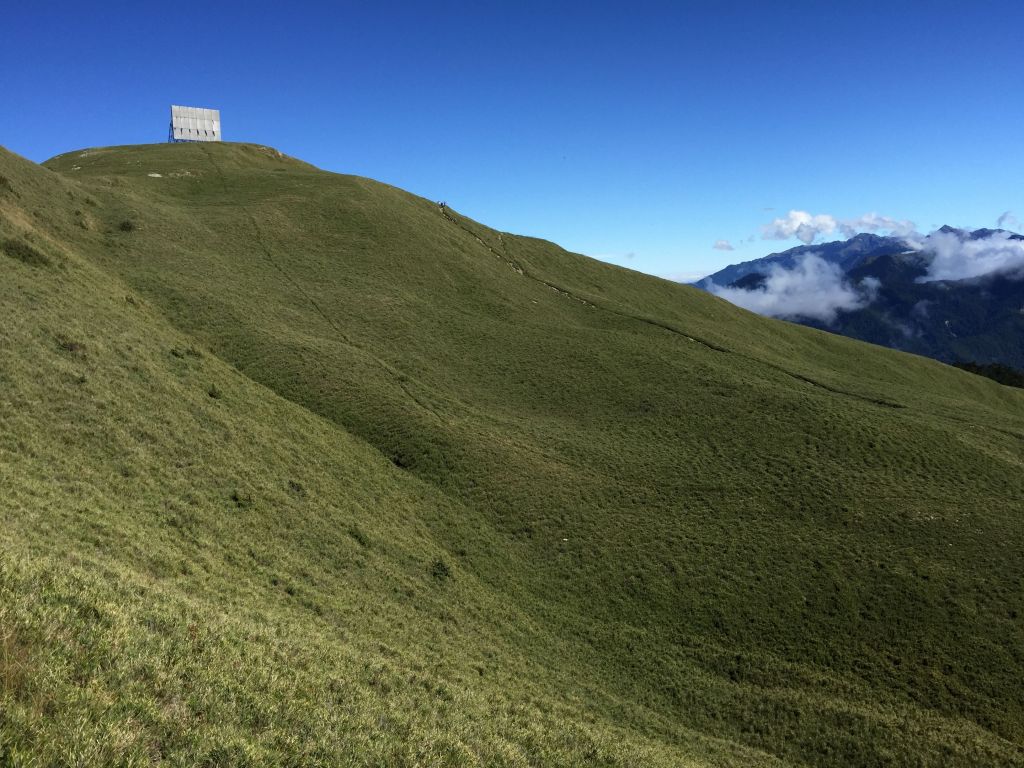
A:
[0,141,1021,766]
[0,147,755,767]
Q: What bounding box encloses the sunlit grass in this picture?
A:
[0,142,1021,765]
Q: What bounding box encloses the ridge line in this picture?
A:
[438,205,904,410]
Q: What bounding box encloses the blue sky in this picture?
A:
[2,1,1022,280]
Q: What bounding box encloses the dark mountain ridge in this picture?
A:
[695,232,910,289]
[699,227,1024,370]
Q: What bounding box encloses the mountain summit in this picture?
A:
[695,232,910,290]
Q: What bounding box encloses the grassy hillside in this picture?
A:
[1,141,1022,766]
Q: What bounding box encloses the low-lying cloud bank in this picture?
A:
[911,229,1024,282]
[707,254,875,323]
[705,227,1024,323]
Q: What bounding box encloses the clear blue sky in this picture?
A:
[3,1,1022,280]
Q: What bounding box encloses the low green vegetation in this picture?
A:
[954,360,1024,389]
[1,142,1022,766]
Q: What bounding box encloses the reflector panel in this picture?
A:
[169,105,222,142]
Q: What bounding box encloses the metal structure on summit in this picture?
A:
[168,105,221,143]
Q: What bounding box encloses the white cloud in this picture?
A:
[917,230,1024,282]
[713,239,735,251]
[707,253,871,323]
[762,209,917,244]
[762,211,838,244]
[838,213,916,238]
[997,211,1021,231]
[860,276,882,300]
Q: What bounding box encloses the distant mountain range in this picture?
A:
[697,227,1024,370]
[695,232,910,290]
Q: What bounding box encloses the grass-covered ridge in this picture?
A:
[1,141,1022,766]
